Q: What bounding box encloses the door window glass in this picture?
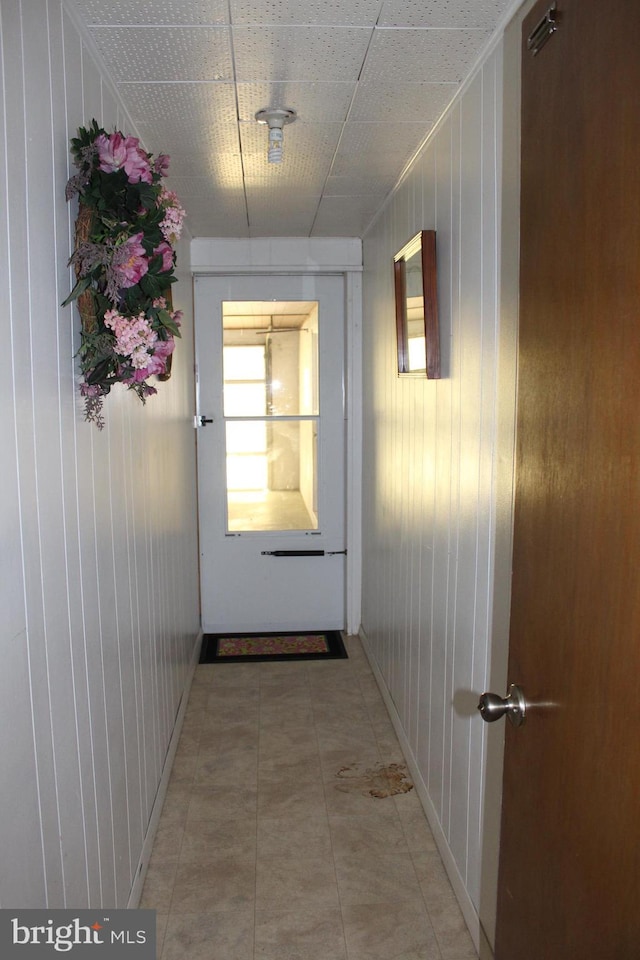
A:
[222,302,319,532]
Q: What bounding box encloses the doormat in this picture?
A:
[199,630,347,663]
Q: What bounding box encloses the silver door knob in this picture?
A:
[478,684,526,727]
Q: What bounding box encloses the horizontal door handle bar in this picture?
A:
[261,549,347,557]
[262,550,325,557]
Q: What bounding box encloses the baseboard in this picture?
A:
[359,627,482,954]
[127,630,203,908]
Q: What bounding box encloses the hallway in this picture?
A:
[141,636,477,959]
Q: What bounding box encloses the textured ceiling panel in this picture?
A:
[242,158,332,194]
[69,0,509,237]
[336,122,430,160]
[312,195,383,236]
[361,28,492,83]
[247,199,320,236]
[74,0,228,24]
[236,82,355,123]
[166,153,244,186]
[187,199,249,238]
[324,173,395,197]
[349,81,457,122]
[231,26,373,81]
[230,0,383,26]
[120,82,237,124]
[135,120,240,157]
[240,121,342,158]
[380,0,512,29]
[89,26,233,81]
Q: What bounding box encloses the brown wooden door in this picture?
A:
[495,1,640,956]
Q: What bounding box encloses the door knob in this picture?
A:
[478,684,526,727]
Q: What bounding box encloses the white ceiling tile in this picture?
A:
[167,153,244,185]
[120,83,237,124]
[311,196,382,236]
[380,0,513,29]
[349,81,457,122]
[232,26,372,81]
[230,0,383,26]
[187,199,249,237]
[89,26,233,81]
[337,122,429,160]
[236,82,355,122]
[240,121,342,158]
[242,157,331,193]
[135,121,240,158]
[166,177,227,198]
[324,174,394,197]
[361,28,492,83]
[72,0,229,25]
[68,0,510,237]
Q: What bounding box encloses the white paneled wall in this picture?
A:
[0,0,200,908]
[361,42,515,944]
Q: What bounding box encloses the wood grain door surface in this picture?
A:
[496,0,640,956]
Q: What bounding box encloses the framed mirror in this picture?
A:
[394,230,440,379]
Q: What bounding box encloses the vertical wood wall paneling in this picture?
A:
[361,48,504,925]
[0,0,200,908]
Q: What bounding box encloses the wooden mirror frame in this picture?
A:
[394,229,440,379]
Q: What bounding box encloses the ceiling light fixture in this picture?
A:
[255,108,297,164]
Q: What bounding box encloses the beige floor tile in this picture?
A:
[170,860,256,913]
[179,818,257,862]
[258,752,323,783]
[312,699,371,725]
[194,749,258,788]
[258,727,319,759]
[258,705,316,730]
[330,812,409,859]
[255,856,340,910]
[341,900,441,960]
[412,850,451,892]
[162,908,254,960]
[159,781,192,824]
[324,770,407,818]
[334,852,422,906]
[257,813,333,861]
[154,912,169,958]
[149,818,185,862]
[254,905,347,960]
[139,861,177,913]
[427,891,478,959]
[187,783,258,821]
[319,745,382,777]
[257,776,328,820]
[144,647,472,959]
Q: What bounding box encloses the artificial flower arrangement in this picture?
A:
[63,120,186,428]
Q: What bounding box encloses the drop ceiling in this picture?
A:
[69,0,514,238]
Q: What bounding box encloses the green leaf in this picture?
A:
[61,275,93,307]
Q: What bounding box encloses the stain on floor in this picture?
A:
[334,761,414,799]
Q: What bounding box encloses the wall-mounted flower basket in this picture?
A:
[63,120,186,428]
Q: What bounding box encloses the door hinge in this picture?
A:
[527,2,560,56]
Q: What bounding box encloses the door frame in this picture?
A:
[190,237,363,636]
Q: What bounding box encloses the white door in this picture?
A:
[195,274,346,633]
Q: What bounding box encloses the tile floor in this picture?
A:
[140,635,478,960]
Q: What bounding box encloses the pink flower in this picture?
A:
[153,154,170,177]
[95,132,153,184]
[123,137,153,184]
[144,337,175,376]
[96,132,128,174]
[113,233,149,288]
[153,241,174,273]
